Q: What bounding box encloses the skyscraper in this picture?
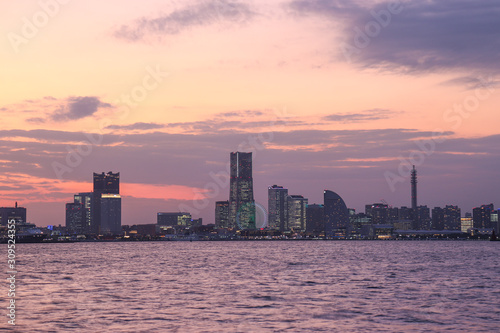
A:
[215,201,229,229]
[65,172,121,235]
[228,152,255,229]
[66,202,83,233]
[66,192,94,234]
[93,172,121,235]
[100,193,122,234]
[287,195,308,231]
[268,185,288,231]
[324,190,349,237]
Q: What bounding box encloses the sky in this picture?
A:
[1,0,499,227]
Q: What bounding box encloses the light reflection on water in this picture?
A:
[4,241,500,332]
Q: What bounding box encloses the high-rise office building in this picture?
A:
[473,204,494,229]
[66,172,121,235]
[66,192,93,234]
[268,185,288,231]
[66,202,83,233]
[443,205,461,230]
[306,204,325,235]
[93,172,121,235]
[228,152,255,229]
[0,202,26,226]
[287,195,308,231]
[215,201,230,229]
[100,193,122,234]
[324,190,349,237]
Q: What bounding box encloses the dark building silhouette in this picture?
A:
[324,190,349,237]
[306,204,325,235]
[443,205,461,230]
[473,204,494,229]
[268,185,288,231]
[93,172,121,235]
[0,202,26,226]
[100,193,122,234]
[66,192,93,234]
[228,152,255,229]
[287,195,308,231]
[415,205,431,230]
[66,202,83,233]
[215,201,229,229]
[65,172,121,235]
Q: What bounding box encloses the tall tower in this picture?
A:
[228,152,255,229]
[411,165,417,210]
[268,185,288,231]
[411,165,418,229]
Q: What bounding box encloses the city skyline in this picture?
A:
[1,156,499,227]
[0,0,499,227]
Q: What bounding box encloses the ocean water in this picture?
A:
[3,241,500,332]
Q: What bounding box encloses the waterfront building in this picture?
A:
[215,201,229,229]
[286,195,308,232]
[268,185,288,231]
[324,190,349,237]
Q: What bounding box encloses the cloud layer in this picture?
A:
[21,96,112,123]
[289,0,500,73]
[115,0,256,41]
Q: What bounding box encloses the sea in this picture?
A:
[2,241,500,332]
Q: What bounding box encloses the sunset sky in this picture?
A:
[1,0,499,226]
